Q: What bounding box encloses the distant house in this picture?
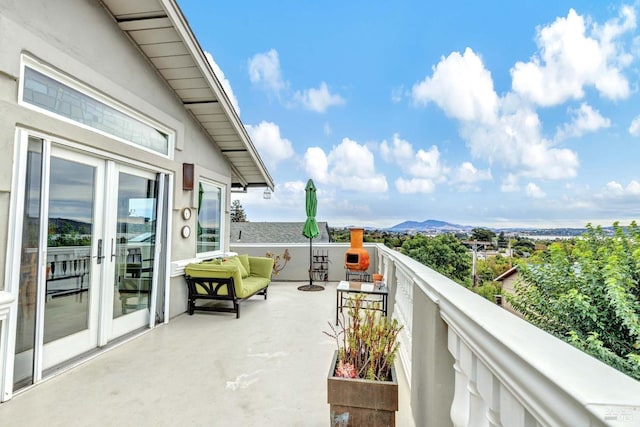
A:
[230,222,331,244]
[494,266,521,316]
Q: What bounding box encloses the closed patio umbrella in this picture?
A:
[298,179,323,291]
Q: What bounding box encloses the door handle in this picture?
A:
[110,238,116,262]
[95,238,105,264]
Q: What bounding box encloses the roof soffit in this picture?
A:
[99,0,274,190]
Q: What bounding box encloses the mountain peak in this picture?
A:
[388,219,472,232]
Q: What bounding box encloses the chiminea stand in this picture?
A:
[345,269,371,282]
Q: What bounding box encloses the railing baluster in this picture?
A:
[392,261,413,380]
[449,331,470,427]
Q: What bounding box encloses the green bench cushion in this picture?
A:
[248,256,274,278]
[238,254,251,276]
[185,255,274,299]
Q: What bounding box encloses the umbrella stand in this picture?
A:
[297,235,324,291]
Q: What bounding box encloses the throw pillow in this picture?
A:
[225,256,249,278]
[238,254,251,276]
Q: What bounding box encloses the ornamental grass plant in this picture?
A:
[325,294,403,381]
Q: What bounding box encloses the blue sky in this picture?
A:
[179,1,640,229]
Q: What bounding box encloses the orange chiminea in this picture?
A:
[344,228,370,271]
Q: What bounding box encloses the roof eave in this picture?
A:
[159,0,274,190]
[99,0,275,191]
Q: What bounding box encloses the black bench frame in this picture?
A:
[184,275,268,319]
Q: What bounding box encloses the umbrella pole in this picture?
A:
[298,234,324,291]
[309,236,312,286]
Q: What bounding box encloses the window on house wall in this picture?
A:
[197,181,224,256]
[20,58,173,157]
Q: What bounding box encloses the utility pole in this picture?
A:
[463,240,490,287]
[471,241,478,287]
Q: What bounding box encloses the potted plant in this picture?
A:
[324,294,403,426]
[265,248,291,276]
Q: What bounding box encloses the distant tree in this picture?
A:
[329,228,350,242]
[475,282,502,302]
[384,233,408,249]
[475,255,511,285]
[471,227,495,242]
[497,231,507,247]
[230,200,247,222]
[401,233,471,286]
[512,237,535,256]
[508,222,640,380]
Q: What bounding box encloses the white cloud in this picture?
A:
[303,146,329,183]
[303,138,388,192]
[526,182,546,199]
[614,180,640,195]
[511,8,635,106]
[629,181,640,195]
[599,180,640,201]
[450,162,492,190]
[323,122,332,136]
[391,85,404,103]
[380,133,414,164]
[245,121,294,169]
[395,177,436,194]
[412,46,581,181]
[460,105,579,179]
[380,134,449,192]
[630,115,640,136]
[248,49,287,94]
[409,146,449,179]
[412,47,498,124]
[501,174,520,192]
[381,134,491,192]
[555,103,610,140]
[231,181,307,222]
[248,50,344,113]
[204,51,241,116]
[519,142,579,180]
[293,82,345,113]
[605,180,625,196]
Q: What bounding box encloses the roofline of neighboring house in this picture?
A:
[495,265,518,282]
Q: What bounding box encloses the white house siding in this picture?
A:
[0,0,257,401]
[0,0,236,320]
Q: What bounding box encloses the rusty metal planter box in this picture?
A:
[327,351,398,426]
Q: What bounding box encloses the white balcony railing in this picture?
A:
[232,242,640,427]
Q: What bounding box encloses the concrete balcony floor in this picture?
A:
[1,282,415,426]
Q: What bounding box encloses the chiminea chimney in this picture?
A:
[344,228,370,271]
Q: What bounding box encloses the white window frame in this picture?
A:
[195,179,226,259]
[18,55,175,158]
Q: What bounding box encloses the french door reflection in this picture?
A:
[44,157,95,342]
[14,139,101,389]
[113,172,157,319]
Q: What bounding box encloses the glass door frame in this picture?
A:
[3,128,172,400]
[7,136,105,388]
[101,163,164,343]
[41,145,104,371]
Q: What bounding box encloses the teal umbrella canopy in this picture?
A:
[302,179,319,239]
